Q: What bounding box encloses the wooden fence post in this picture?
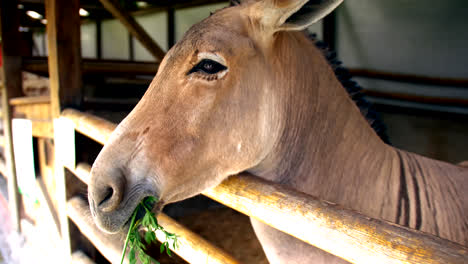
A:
[0,0,24,233]
[45,0,82,261]
[46,0,83,117]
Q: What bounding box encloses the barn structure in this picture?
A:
[0,0,467,263]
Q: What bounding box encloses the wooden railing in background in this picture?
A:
[60,109,468,264]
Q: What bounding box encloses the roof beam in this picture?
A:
[98,0,166,61]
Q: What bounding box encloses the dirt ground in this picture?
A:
[0,175,63,264]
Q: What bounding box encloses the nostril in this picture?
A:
[98,187,114,207]
[94,183,124,213]
[89,165,127,214]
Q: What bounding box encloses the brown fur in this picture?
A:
[88,1,467,263]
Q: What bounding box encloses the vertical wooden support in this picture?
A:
[0,0,23,233]
[167,8,176,49]
[323,10,337,51]
[96,19,102,60]
[46,0,83,118]
[45,0,82,261]
[128,33,135,61]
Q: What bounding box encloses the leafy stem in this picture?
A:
[120,206,138,264]
[120,197,179,264]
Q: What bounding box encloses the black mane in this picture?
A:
[308,33,390,144]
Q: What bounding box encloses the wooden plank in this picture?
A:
[61,109,468,264]
[29,121,53,138]
[69,163,92,185]
[11,99,51,120]
[10,97,53,138]
[61,109,116,145]
[67,196,241,264]
[10,96,51,106]
[45,0,82,118]
[98,0,166,61]
[0,0,24,232]
[22,57,159,76]
[362,89,468,107]
[349,68,468,88]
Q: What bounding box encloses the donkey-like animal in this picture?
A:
[88,0,468,263]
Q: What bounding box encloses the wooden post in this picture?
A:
[45,0,82,261]
[46,0,83,118]
[98,0,166,61]
[96,19,102,60]
[0,0,24,233]
[167,8,176,49]
[323,10,337,51]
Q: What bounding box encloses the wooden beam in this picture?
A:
[167,8,176,48]
[10,96,53,138]
[349,68,468,88]
[322,10,337,51]
[45,0,83,117]
[61,109,116,145]
[0,0,24,232]
[67,197,128,264]
[362,89,468,107]
[61,109,468,264]
[22,57,159,76]
[45,0,82,260]
[98,0,166,61]
[96,19,102,60]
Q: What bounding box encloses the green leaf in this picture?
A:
[129,247,136,264]
[121,196,178,264]
[144,230,154,244]
[160,243,165,253]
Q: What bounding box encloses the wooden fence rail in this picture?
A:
[61,109,468,264]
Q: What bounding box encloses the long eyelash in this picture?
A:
[194,73,219,82]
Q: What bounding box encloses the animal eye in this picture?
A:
[188,59,227,75]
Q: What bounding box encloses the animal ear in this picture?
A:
[256,0,343,32]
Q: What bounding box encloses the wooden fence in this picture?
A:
[59,109,467,264]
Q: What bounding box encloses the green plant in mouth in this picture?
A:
[120,197,179,264]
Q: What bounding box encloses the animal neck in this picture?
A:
[250,31,398,208]
[248,32,468,242]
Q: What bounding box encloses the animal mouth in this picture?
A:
[123,196,165,229]
[90,184,161,234]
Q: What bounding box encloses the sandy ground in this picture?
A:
[0,175,21,264]
[0,176,61,264]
